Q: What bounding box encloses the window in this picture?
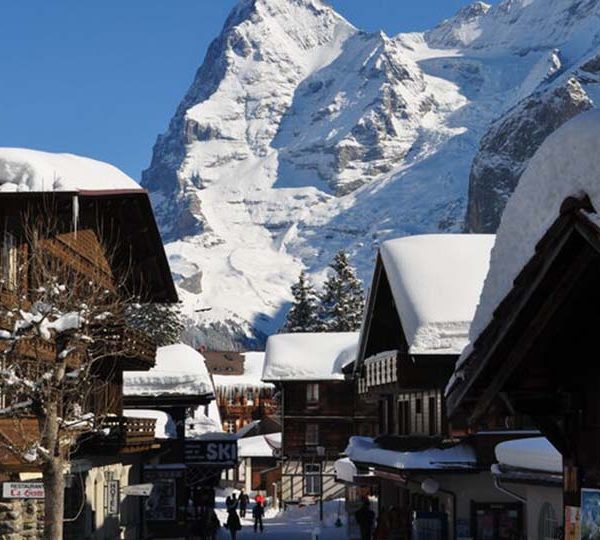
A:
[305,423,319,446]
[304,464,321,495]
[428,396,437,436]
[538,503,559,539]
[1,232,17,291]
[306,383,319,404]
[225,421,236,433]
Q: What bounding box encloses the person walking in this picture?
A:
[255,491,265,506]
[239,489,250,518]
[253,501,265,533]
[227,492,239,513]
[355,499,375,540]
[226,508,242,540]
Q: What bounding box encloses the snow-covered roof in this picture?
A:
[123,344,214,398]
[238,432,281,458]
[186,405,224,439]
[379,234,495,355]
[213,352,274,389]
[334,457,358,483]
[0,148,141,193]
[495,437,562,474]
[345,436,477,470]
[123,409,177,440]
[263,332,359,381]
[457,110,600,369]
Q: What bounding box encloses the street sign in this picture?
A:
[2,482,45,499]
[185,440,238,465]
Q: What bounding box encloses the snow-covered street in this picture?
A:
[211,496,347,540]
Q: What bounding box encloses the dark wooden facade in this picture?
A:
[0,190,176,468]
[447,197,600,525]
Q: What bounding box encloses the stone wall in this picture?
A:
[0,499,44,540]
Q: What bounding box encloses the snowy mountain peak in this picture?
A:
[143,0,600,349]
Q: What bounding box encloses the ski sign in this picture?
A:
[2,482,45,499]
[184,440,238,465]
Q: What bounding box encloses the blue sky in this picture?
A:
[0,0,476,180]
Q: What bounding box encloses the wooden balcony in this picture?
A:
[359,350,399,394]
[82,416,157,454]
[91,324,157,370]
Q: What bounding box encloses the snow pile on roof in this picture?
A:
[186,406,224,439]
[0,147,141,193]
[345,436,477,470]
[263,332,359,381]
[123,409,177,439]
[380,235,495,355]
[213,352,274,389]
[238,432,281,458]
[458,110,600,367]
[495,437,562,473]
[335,457,358,483]
[123,344,214,398]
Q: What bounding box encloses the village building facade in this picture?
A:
[0,150,177,539]
[446,111,600,539]
[263,332,377,509]
[342,234,537,540]
[123,343,235,539]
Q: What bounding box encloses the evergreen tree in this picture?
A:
[318,250,365,332]
[282,270,320,332]
[127,301,185,346]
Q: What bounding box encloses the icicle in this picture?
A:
[72,194,79,238]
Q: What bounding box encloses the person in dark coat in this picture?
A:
[227,492,239,513]
[355,500,375,540]
[239,489,250,518]
[226,509,242,540]
[204,507,220,540]
[252,501,265,532]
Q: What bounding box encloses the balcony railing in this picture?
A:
[358,350,398,394]
[98,416,157,450]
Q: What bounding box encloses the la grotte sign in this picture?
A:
[2,482,45,499]
[185,440,238,466]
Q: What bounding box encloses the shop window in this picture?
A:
[1,232,17,291]
[304,463,321,495]
[538,503,559,539]
[306,383,319,404]
[305,423,319,446]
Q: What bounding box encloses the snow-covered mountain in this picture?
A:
[143,0,600,348]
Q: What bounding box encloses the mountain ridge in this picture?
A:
[142,0,600,349]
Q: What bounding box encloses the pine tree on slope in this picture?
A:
[319,250,365,332]
[282,270,320,332]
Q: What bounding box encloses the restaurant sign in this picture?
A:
[185,440,238,465]
[2,482,45,499]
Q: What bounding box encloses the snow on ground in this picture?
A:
[0,147,141,192]
[495,437,562,474]
[379,234,495,355]
[455,109,600,371]
[263,332,359,381]
[210,492,347,540]
[123,344,214,398]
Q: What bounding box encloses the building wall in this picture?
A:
[524,484,562,540]
[281,459,344,504]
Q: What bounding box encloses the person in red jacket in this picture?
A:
[255,491,266,505]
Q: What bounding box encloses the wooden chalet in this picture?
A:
[123,343,239,539]
[207,351,278,434]
[263,332,377,510]
[345,235,532,540]
[0,186,176,539]
[446,196,600,538]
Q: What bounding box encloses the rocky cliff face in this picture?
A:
[143,0,600,348]
[466,78,593,233]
